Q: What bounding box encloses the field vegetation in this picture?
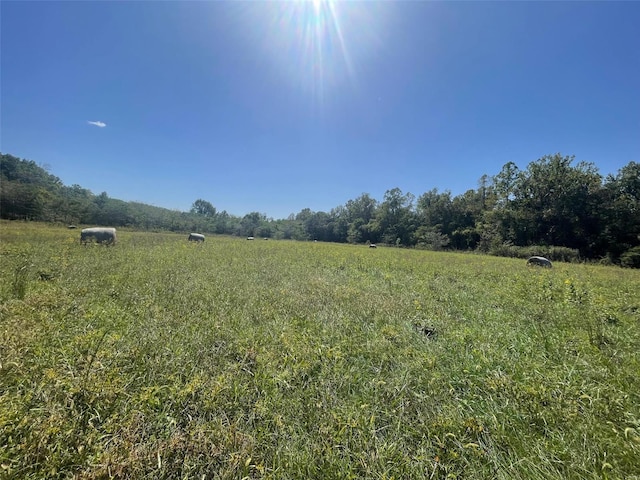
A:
[1,222,639,479]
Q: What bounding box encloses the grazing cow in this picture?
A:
[188,233,205,242]
[527,256,552,268]
[369,244,377,248]
[80,227,117,245]
[247,236,255,240]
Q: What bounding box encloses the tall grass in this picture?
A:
[1,221,639,479]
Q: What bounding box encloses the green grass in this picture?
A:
[1,221,639,479]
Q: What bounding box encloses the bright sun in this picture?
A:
[238,0,389,104]
[311,0,325,13]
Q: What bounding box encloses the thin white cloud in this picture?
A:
[87,120,107,128]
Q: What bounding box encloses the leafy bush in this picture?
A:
[489,243,580,262]
[544,245,581,262]
[620,246,640,268]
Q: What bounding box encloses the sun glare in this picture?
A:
[238,0,389,106]
[311,0,324,14]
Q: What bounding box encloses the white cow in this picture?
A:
[527,256,552,268]
[188,233,205,242]
[80,227,117,245]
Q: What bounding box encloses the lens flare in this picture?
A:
[236,1,390,107]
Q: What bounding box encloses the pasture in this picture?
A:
[1,222,639,479]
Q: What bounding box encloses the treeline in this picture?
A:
[2,152,639,266]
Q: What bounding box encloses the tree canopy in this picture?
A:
[2,152,639,265]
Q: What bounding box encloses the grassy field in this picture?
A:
[1,221,639,479]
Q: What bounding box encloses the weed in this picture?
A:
[11,260,31,300]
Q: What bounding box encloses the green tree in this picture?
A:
[344,193,379,244]
[239,212,267,237]
[299,210,333,241]
[377,188,416,245]
[416,189,452,229]
[190,199,217,218]
[1,153,64,220]
[328,206,349,242]
[601,161,640,260]
[414,226,451,250]
[0,181,46,219]
[449,188,487,250]
[484,155,605,256]
[515,154,603,253]
[214,210,232,234]
[492,161,520,206]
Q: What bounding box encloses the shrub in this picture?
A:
[488,243,580,262]
[620,246,640,268]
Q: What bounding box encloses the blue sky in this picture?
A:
[2,1,639,219]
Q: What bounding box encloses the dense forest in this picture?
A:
[1,152,639,266]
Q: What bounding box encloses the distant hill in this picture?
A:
[0,152,238,234]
